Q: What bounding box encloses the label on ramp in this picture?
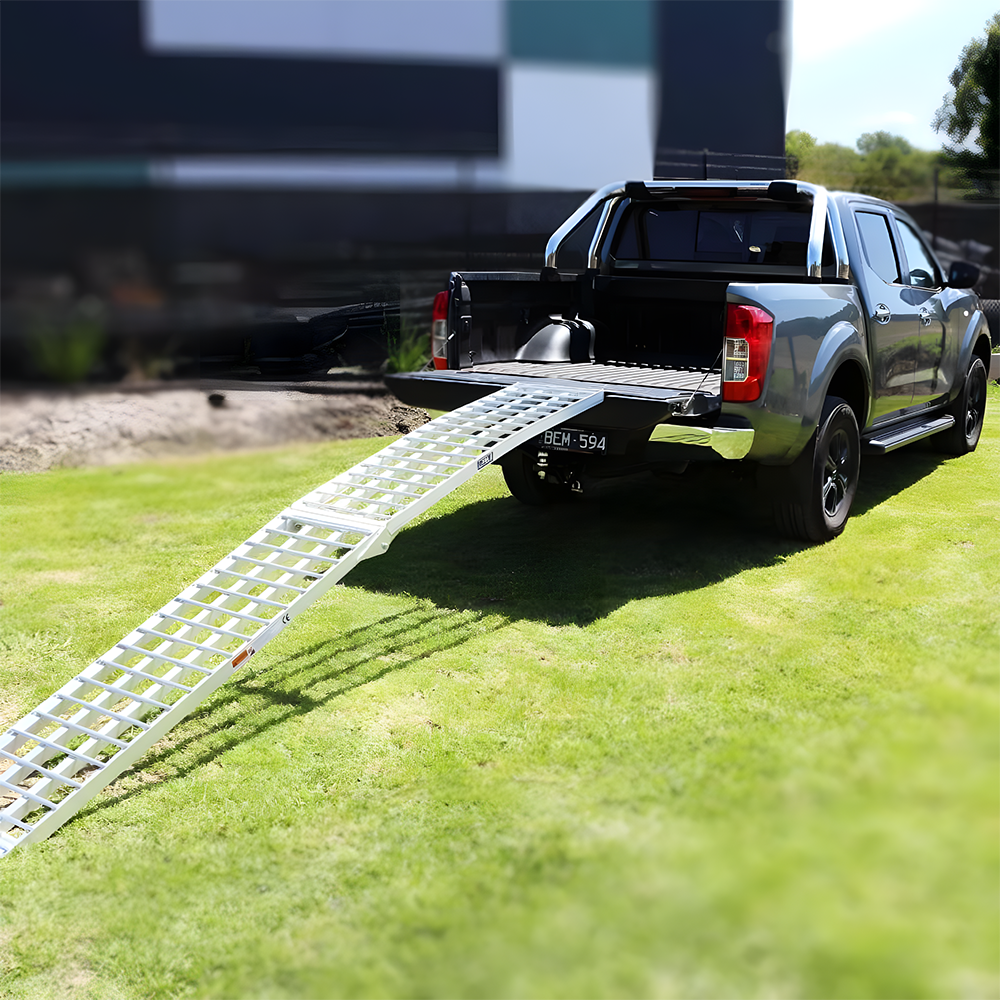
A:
[231,610,293,669]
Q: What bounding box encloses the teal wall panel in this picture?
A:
[507,0,654,68]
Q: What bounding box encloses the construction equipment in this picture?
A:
[0,382,603,857]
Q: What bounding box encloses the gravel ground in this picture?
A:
[0,382,430,472]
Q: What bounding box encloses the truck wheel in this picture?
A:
[500,452,569,505]
[933,356,987,455]
[770,396,860,543]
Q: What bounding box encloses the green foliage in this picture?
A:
[783,129,816,178]
[933,12,1000,199]
[0,397,998,998]
[385,315,430,373]
[786,131,937,201]
[26,300,106,383]
[856,131,913,156]
[853,137,938,202]
[785,133,861,191]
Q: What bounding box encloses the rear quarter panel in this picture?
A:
[724,283,868,463]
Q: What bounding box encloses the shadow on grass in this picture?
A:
[74,442,950,821]
[78,603,504,818]
[853,444,948,517]
[349,444,950,625]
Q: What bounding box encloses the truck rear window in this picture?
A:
[613,203,813,266]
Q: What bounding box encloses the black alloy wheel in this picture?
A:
[768,396,860,543]
[935,356,988,455]
[822,425,853,521]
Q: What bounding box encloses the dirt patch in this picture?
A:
[0,383,430,472]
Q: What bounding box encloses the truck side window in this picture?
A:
[554,207,602,270]
[855,211,900,284]
[895,218,940,288]
[612,208,641,258]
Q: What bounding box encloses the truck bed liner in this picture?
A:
[467,360,721,394]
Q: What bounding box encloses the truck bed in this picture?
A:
[467,360,721,394]
[386,359,724,432]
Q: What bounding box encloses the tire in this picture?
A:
[933,356,987,455]
[500,451,570,506]
[769,396,860,543]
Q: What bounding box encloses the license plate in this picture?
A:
[536,427,607,453]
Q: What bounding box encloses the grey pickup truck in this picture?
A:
[386,180,991,542]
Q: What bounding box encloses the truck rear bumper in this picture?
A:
[648,423,755,459]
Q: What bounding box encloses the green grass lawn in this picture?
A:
[1,388,997,999]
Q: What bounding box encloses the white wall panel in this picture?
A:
[143,0,503,63]
[504,64,656,190]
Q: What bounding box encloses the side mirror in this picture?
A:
[948,260,980,289]
[908,268,934,288]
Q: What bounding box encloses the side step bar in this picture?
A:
[0,382,603,858]
[862,414,954,454]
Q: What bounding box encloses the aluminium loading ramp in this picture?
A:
[0,382,603,858]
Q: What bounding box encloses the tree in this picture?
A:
[853,133,934,201]
[933,12,999,198]
[856,132,913,156]
[785,129,936,201]
[784,130,816,177]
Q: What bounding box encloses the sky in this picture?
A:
[786,0,998,152]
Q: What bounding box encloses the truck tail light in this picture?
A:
[723,303,773,402]
[431,290,450,369]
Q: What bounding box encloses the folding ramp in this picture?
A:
[0,383,603,857]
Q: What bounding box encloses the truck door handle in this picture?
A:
[918,308,932,327]
[874,303,891,324]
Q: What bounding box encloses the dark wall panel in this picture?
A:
[655,0,787,178]
[1,0,499,155]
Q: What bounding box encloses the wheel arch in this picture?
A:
[957,309,992,392]
[796,321,870,451]
[825,359,869,430]
[972,331,991,370]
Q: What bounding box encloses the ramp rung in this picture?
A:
[343,478,432,495]
[263,527,354,548]
[29,711,130,748]
[74,677,171,710]
[114,645,214,674]
[223,553,315,577]
[239,539,336,557]
[294,500,390,520]
[153,613,254,643]
[371,452,464,469]
[396,437,481,454]
[282,519,375,538]
[329,479,429,501]
[133,627,240,658]
[7,728,108,769]
[1,382,604,855]
[0,779,58,809]
[277,514,373,537]
[94,660,194,693]
[188,583,291,609]
[175,598,269,623]
[0,754,85,788]
[52,694,153,728]
[347,475,440,493]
